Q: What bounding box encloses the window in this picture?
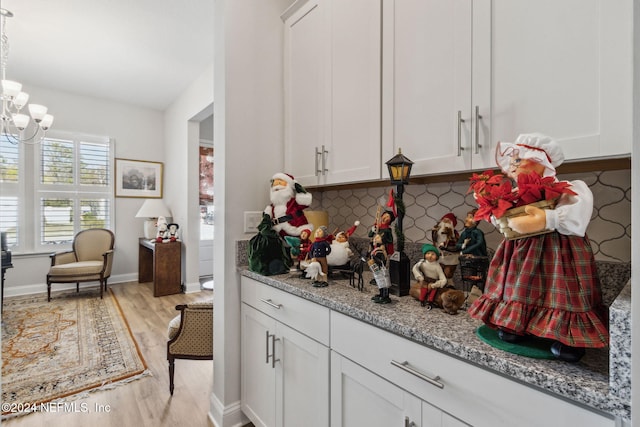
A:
[0,132,114,253]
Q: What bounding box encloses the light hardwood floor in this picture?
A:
[3,281,214,427]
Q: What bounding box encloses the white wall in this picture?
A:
[211,0,292,425]
[4,85,164,296]
[164,63,214,293]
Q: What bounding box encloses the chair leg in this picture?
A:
[76,282,79,293]
[100,280,104,299]
[47,281,51,302]
[169,356,175,395]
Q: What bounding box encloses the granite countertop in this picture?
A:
[239,267,630,421]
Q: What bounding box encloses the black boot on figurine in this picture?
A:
[497,329,527,344]
[550,341,585,363]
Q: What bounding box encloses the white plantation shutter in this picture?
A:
[0,135,20,247]
[0,132,113,252]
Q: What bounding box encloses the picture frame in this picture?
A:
[115,158,163,198]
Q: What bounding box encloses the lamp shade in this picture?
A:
[136,199,172,219]
[386,148,414,185]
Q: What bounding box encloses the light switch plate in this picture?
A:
[244,211,263,233]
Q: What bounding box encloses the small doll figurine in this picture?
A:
[369,233,391,304]
[284,228,312,271]
[468,133,608,362]
[456,210,487,257]
[327,220,359,267]
[156,216,169,243]
[432,213,460,284]
[368,209,395,256]
[411,244,448,304]
[305,226,332,287]
[167,223,181,242]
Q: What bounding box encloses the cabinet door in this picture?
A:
[283,0,325,187]
[241,304,276,427]
[275,322,329,427]
[382,0,472,176]
[331,351,422,427]
[323,0,382,185]
[476,0,632,164]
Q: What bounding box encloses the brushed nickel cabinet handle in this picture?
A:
[321,145,328,175]
[457,110,465,156]
[391,360,444,389]
[474,105,483,154]
[259,298,282,309]
[315,146,322,176]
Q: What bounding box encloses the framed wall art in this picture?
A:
[115,158,163,198]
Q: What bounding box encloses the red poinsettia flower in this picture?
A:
[467,170,505,196]
[515,172,577,207]
[472,178,518,222]
[467,169,577,222]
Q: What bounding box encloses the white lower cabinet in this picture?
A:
[331,351,468,427]
[241,278,330,427]
[240,278,617,426]
[330,312,615,427]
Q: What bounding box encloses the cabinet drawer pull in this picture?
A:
[259,298,282,309]
[457,110,465,156]
[474,105,483,154]
[391,360,444,389]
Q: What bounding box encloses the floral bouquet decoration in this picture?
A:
[468,170,576,239]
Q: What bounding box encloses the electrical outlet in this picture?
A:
[244,211,263,233]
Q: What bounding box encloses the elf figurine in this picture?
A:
[468,133,608,363]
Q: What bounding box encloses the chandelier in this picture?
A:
[1,8,54,145]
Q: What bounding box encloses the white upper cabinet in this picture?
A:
[285,0,632,185]
[283,0,382,186]
[480,0,632,165]
[382,0,474,176]
[384,0,632,176]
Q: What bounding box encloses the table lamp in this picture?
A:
[136,199,172,239]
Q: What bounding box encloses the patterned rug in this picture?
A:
[1,288,149,418]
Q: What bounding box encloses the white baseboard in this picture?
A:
[209,393,249,427]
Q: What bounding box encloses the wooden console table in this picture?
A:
[139,238,182,296]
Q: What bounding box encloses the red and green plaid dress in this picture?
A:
[468,231,609,348]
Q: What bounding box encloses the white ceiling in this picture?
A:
[1,0,215,111]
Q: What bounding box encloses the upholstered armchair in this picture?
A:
[46,228,115,302]
[167,301,213,395]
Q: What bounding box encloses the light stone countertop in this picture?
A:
[239,267,630,421]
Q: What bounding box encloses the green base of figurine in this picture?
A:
[475,325,555,359]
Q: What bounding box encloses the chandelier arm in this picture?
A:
[1,121,46,145]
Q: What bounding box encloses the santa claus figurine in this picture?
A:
[264,172,313,237]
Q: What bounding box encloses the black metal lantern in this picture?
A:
[386,149,413,297]
[386,149,413,185]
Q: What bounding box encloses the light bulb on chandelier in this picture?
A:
[1,8,54,145]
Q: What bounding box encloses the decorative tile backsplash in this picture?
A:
[309,169,631,263]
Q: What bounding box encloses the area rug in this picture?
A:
[1,288,149,418]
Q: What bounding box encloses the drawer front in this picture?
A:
[241,276,330,345]
[331,312,614,427]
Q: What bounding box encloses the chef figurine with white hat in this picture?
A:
[468,133,608,363]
